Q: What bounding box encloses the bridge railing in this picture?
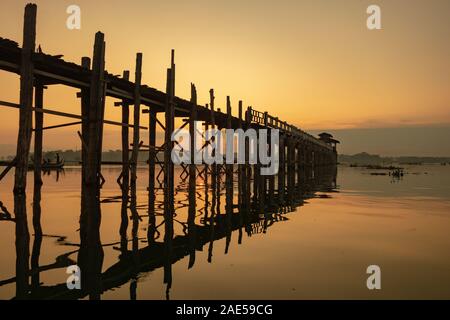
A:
[249,108,333,150]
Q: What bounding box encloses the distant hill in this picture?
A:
[339,152,450,165]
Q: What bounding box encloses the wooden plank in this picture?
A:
[0,100,147,129]
[34,121,82,131]
[0,158,16,182]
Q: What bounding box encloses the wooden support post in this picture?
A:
[253,153,259,206]
[79,56,91,260]
[14,3,36,195]
[226,96,233,215]
[163,50,176,288]
[210,89,219,215]
[258,114,266,214]
[85,33,106,187]
[288,138,295,203]
[266,112,274,210]
[120,70,130,193]
[204,90,214,195]
[237,101,244,244]
[225,96,233,253]
[31,82,56,292]
[14,3,37,299]
[33,83,44,237]
[130,53,142,205]
[120,70,130,245]
[85,33,106,188]
[80,32,106,300]
[147,107,157,244]
[245,107,252,211]
[188,83,197,269]
[237,101,244,213]
[278,136,285,205]
[208,95,217,264]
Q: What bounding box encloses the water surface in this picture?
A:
[0,164,449,299]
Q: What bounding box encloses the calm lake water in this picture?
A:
[1,164,450,300]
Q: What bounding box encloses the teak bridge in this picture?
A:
[0,4,339,299]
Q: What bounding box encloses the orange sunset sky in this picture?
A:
[0,0,449,156]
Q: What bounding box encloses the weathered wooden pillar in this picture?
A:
[120,70,130,191]
[188,83,197,269]
[225,97,233,213]
[78,57,91,259]
[14,3,37,299]
[129,56,142,299]
[209,91,217,207]
[287,137,294,203]
[278,135,285,205]
[237,101,244,212]
[296,142,302,195]
[32,82,44,237]
[225,96,233,253]
[266,114,275,210]
[30,82,44,295]
[14,3,36,195]
[258,118,265,214]
[245,107,252,211]
[130,53,142,206]
[208,97,217,264]
[118,70,130,246]
[210,90,220,216]
[79,31,106,300]
[252,113,258,207]
[237,101,244,244]
[147,108,157,243]
[163,50,176,288]
[85,32,106,194]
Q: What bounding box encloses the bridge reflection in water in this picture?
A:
[4,165,337,300]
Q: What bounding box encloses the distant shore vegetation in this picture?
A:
[0,149,152,164]
[339,152,450,166]
[1,150,449,166]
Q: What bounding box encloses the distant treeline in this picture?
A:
[1,149,158,163]
[2,150,449,166]
[339,152,450,165]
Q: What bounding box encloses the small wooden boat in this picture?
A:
[27,158,65,170]
[1,159,65,170]
[42,159,65,170]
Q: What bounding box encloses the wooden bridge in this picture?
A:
[0,4,339,299]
